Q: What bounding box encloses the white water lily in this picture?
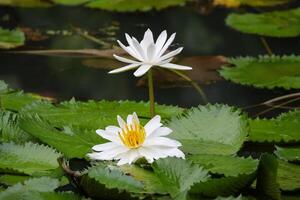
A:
[88,112,185,165]
[109,29,192,77]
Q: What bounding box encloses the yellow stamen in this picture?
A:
[118,120,146,149]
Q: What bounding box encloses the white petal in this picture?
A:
[117,115,126,129]
[92,142,119,152]
[158,57,173,65]
[148,127,172,138]
[131,37,146,59]
[133,64,152,77]
[132,112,140,125]
[116,150,140,165]
[157,33,176,58]
[96,129,122,144]
[159,63,192,70]
[143,137,182,147]
[88,146,129,160]
[125,33,143,60]
[117,40,142,61]
[105,126,121,134]
[147,43,156,62]
[108,63,140,74]
[127,114,133,125]
[138,147,156,163]
[117,157,129,165]
[113,54,138,64]
[140,29,154,50]
[153,146,185,159]
[155,30,167,56]
[144,115,162,136]
[159,47,183,62]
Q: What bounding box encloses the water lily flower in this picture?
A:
[109,29,192,77]
[88,112,185,165]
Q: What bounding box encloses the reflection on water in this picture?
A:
[0,6,299,117]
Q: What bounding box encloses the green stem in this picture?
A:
[260,37,273,55]
[169,69,208,104]
[148,69,155,117]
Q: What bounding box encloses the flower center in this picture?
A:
[118,121,146,149]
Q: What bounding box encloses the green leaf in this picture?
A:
[0,28,25,49]
[152,157,210,199]
[256,154,281,200]
[275,146,300,162]
[0,142,61,175]
[119,165,167,194]
[214,195,250,200]
[188,155,258,177]
[214,0,291,8]
[20,100,183,130]
[0,110,34,143]
[277,160,300,191]
[19,114,104,158]
[86,0,186,12]
[226,8,300,37]
[0,0,51,7]
[0,91,47,111]
[168,104,248,155]
[0,177,60,199]
[0,175,30,186]
[81,163,144,199]
[220,55,300,89]
[51,0,91,5]
[0,80,9,94]
[188,155,257,198]
[190,173,256,198]
[249,110,300,143]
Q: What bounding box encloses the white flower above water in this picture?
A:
[88,112,185,165]
[109,29,192,77]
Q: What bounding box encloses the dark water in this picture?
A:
[0,6,299,117]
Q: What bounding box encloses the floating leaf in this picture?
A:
[0,177,59,199]
[119,165,167,194]
[0,91,47,111]
[214,0,292,8]
[226,8,300,37]
[81,164,144,199]
[0,80,9,94]
[52,0,91,5]
[220,55,300,89]
[0,175,30,186]
[277,160,300,191]
[190,173,256,198]
[256,154,281,200]
[0,28,25,49]
[275,146,300,162]
[20,100,183,130]
[249,110,300,143]
[0,110,34,143]
[152,157,210,199]
[214,195,249,200]
[188,155,258,177]
[86,0,186,12]
[0,142,61,175]
[188,155,257,198]
[0,0,51,7]
[168,104,248,155]
[19,114,104,158]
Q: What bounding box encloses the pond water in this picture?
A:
[0,6,299,117]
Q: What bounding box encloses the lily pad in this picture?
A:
[226,8,300,37]
[220,55,300,89]
[168,104,248,155]
[0,28,25,49]
[86,0,186,11]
